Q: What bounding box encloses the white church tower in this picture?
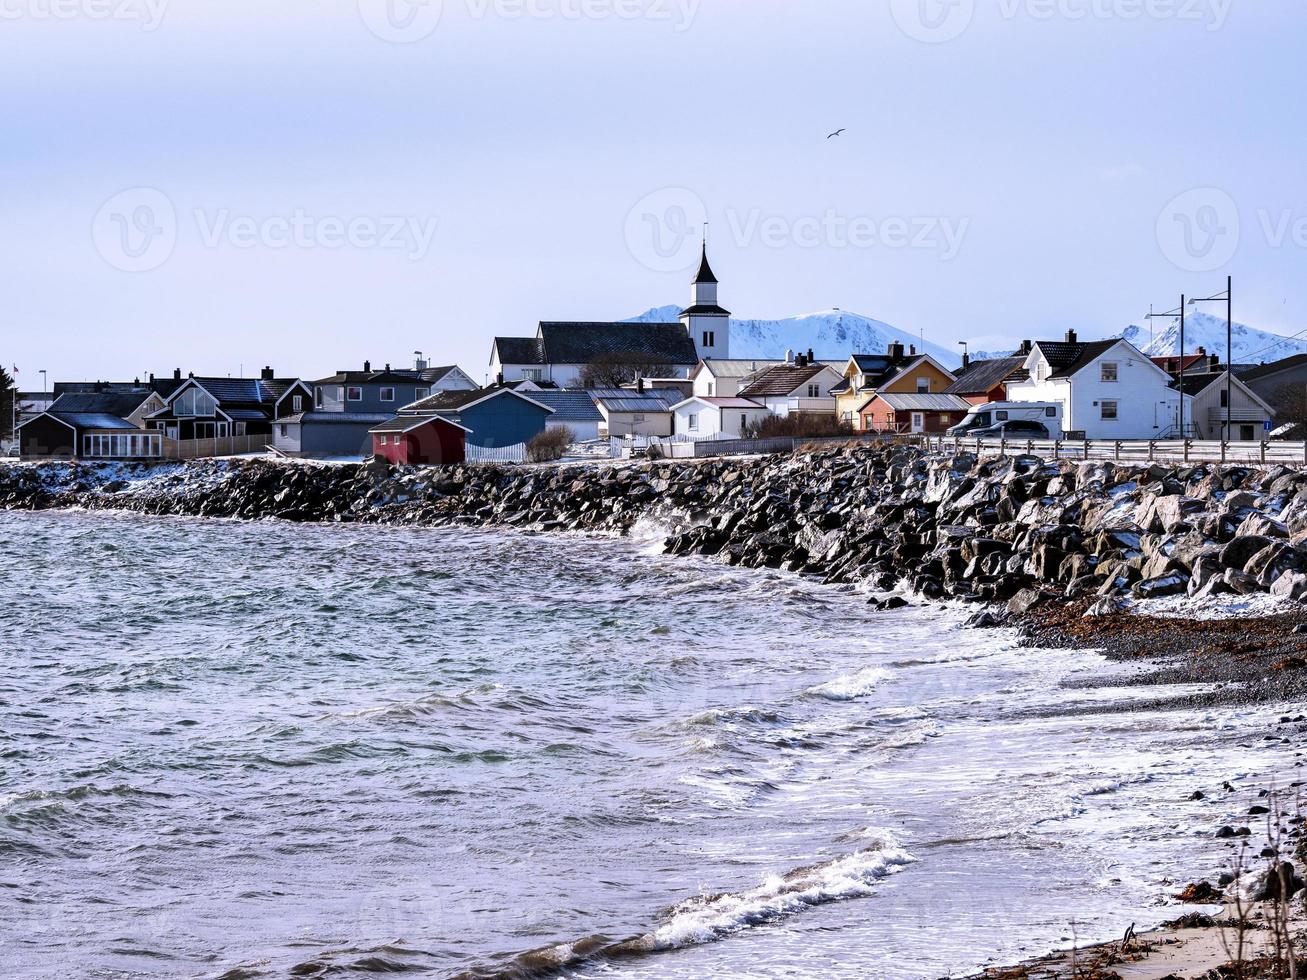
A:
[680,241,730,361]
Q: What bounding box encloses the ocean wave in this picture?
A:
[449,834,914,979]
[807,666,893,701]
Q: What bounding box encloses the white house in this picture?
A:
[671,396,770,438]
[593,394,674,438]
[1171,371,1275,441]
[1006,332,1185,439]
[737,360,844,418]
[691,359,780,398]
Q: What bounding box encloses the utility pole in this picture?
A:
[1147,298,1186,437]
[1190,276,1234,440]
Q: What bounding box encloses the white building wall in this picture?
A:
[272,422,302,455]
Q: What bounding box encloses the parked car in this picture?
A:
[3,444,18,458]
[968,419,1051,440]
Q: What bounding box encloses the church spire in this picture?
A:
[693,235,718,285]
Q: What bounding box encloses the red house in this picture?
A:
[860,392,971,434]
[368,415,468,465]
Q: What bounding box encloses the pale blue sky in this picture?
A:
[3,0,1304,383]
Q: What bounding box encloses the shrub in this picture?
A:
[741,414,854,440]
[526,426,574,463]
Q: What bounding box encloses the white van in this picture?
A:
[946,401,1064,439]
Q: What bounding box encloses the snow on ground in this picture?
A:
[1127,591,1298,620]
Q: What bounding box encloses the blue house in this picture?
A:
[398,386,554,448]
[273,361,477,458]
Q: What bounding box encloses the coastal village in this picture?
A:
[7,245,1303,466]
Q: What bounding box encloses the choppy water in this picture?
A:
[0,510,1297,980]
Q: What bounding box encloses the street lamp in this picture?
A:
[1146,297,1186,437]
[1189,276,1234,441]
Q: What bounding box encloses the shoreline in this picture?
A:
[4,449,1307,979]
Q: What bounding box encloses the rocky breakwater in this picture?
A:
[5,446,1307,615]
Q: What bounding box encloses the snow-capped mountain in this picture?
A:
[624,306,962,368]
[1116,310,1307,364]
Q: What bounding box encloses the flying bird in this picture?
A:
[827,128,845,139]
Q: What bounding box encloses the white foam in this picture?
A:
[807,667,893,701]
[649,835,914,949]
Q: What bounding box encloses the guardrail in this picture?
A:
[919,435,1307,465]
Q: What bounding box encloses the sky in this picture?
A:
[3,0,1306,385]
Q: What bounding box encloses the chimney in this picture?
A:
[1065,329,1078,344]
[785,349,795,365]
[909,344,917,356]
[173,368,182,380]
[1019,340,1032,356]
[95,380,105,392]
[1210,353,1220,372]
[363,360,371,373]
[889,342,905,362]
[637,376,646,393]
[806,347,815,363]
[496,371,505,387]
[261,366,275,381]
[961,351,971,371]
[1196,345,1206,356]
[384,363,391,373]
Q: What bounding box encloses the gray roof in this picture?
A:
[527,390,603,422]
[944,357,1025,396]
[54,413,141,430]
[496,323,699,367]
[1241,353,1307,383]
[874,392,972,412]
[404,386,554,415]
[1033,340,1122,379]
[696,359,782,379]
[739,364,831,398]
[280,411,393,425]
[49,391,154,417]
[597,396,674,414]
[368,414,470,434]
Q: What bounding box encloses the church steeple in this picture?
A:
[693,242,718,285]
[680,237,730,360]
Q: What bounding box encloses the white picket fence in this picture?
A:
[920,435,1307,466]
[465,442,528,464]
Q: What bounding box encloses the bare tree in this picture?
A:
[578,353,673,389]
[0,365,15,440]
[1267,382,1307,431]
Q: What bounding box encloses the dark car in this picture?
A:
[969,419,1051,440]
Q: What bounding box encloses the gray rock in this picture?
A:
[1269,570,1307,602]
[1220,534,1273,570]
[1134,573,1188,599]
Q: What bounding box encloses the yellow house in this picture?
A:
[832,345,957,430]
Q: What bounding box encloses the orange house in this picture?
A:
[834,344,958,430]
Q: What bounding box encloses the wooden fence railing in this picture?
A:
[918,435,1307,465]
[163,435,270,459]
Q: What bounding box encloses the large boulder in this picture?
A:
[1134,573,1189,599]
[1269,571,1307,602]
[1237,512,1290,540]
[1220,535,1273,571]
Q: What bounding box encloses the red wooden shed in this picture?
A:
[369,415,469,465]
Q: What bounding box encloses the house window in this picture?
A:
[173,387,216,418]
[633,414,646,423]
[1220,389,1229,407]
[702,331,715,348]
[414,387,430,401]
[292,395,303,413]
[807,384,821,398]
[279,424,287,437]
[236,423,247,436]
[741,414,748,430]
[380,387,395,402]
[347,386,363,402]
[916,377,931,394]
[315,388,324,408]
[522,369,543,381]
[216,423,228,437]
[688,413,699,431]
[1101,400,1119,420]
[1101,362,1119,382]
[1035,363,1048,382]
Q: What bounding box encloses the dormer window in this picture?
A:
[1035,362,1049,382]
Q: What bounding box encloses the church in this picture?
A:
[488,244,730,388]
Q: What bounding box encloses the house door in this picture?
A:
[166,425,178,440]
[911,412,925,433]
[1240,424,1255,441]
